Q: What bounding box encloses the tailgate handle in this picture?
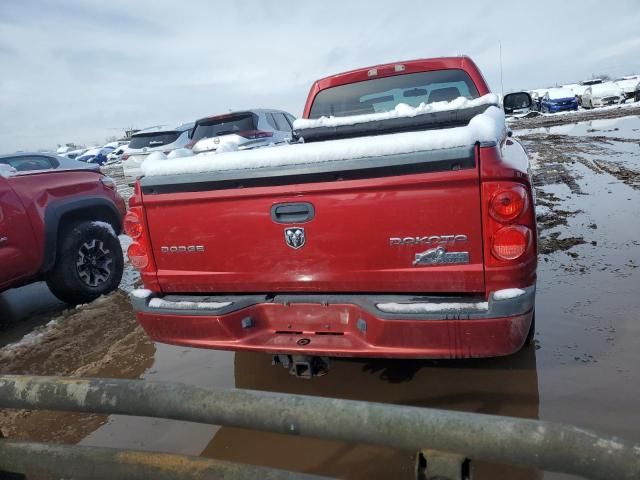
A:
[271,202,315,223]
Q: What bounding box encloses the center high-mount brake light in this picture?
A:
[123,211,142,239]
[489,185,527,223]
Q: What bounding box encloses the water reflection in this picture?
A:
[202,346,541,479]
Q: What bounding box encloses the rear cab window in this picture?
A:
[309,69,480,119]
[129,132,181,149]
[192,113,258,142]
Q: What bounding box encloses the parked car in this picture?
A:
[103,140,129,149]
[189,110,296,154]
[126,56,536,371]
[0,152,98,172]
[615,78,640,101]
[106,144,129,164]
[582,82,625,108]
[0,153,125,304]
[581,78,604,86]
[540,88,578,113]
[528,89,548,110]
[77,146,115,165]
[61,148,88,160]
[121,123,193,184]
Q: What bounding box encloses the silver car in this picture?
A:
[190,109,295,154]
[122,123,193,184]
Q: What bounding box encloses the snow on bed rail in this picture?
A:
[293,93,499,130]
[493,288,526,300]
[141,105,505,178]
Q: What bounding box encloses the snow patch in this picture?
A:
[131,289,153,299]
[141,106,506,177]
[293,93,498,129]
[595,438,624,451]
[118,235,140,293]
[147,151,168,162]
[148,298,232,310]
[2,319,59,350]
[376,301,489,314]
[0,164,17,178]
[493,288,526,301]
[92,221,116,237]
[546,88,575,100]
[167,148,195,159]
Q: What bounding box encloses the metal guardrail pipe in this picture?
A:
[0,439,332,480]
[1,375,639,480]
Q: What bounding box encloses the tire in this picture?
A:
[47,221,123,304]
[524,311,536,346]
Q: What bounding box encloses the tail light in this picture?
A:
[124,207,155,273]
[238,130,274,139]
[482,180,536,292]
[492,225,530,261]
[489,186,527,223]
[128,242,149,269]
[185,140,196,149]
[121,153,130,161]
[123,211,142,239]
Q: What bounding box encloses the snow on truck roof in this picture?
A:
[589,82,623,96]
[141,100,505,178]
[546,88,575,100]
[293,93,497,129]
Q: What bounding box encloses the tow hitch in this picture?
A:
[272,354,330,378]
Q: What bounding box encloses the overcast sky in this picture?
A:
[1,0,639,153]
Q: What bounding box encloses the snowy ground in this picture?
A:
[1,107,639,479]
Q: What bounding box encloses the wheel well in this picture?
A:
[58,206,122,238]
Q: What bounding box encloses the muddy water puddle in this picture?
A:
[1,113,639,479]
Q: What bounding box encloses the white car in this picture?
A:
[528,88,549,110]
[190,110,295,154]
[615,78,640,102]
[122,123,193,184]
[61,148,88,160]
[106,144,130,164]
[581,83,625,108]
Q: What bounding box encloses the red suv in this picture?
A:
[0,153,126,304]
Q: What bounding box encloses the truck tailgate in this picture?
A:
[141,146,485,294]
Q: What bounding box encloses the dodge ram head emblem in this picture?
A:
[284,227,305,249]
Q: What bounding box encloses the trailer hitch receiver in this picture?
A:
[272,355,329,378]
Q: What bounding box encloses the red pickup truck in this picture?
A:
[0,153,126,304]
[127,57,537,373]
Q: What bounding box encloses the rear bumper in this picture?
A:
[131,287,535,359]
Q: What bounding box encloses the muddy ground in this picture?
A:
[1,108,639,479]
